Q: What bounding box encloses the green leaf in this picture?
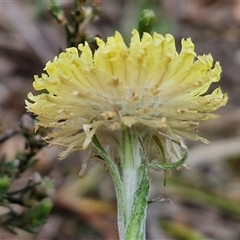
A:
[148,148,188,171]
[28,199,53,227]
[0,176,10,193]
[125,166,150,240]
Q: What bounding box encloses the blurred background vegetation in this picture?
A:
[0,0,240,239]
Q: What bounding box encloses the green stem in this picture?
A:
[121,128,140,222]
[92,129,150,240]
[119,128,150,240]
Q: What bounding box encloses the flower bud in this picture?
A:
[138,9,156,37]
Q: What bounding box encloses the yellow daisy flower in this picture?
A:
[26,29,227,160]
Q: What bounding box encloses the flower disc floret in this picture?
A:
[26,29,227,159]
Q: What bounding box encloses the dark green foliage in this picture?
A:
[49,0,100,48]
[0,115,52,234]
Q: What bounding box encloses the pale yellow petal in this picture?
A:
[26,29,227,159]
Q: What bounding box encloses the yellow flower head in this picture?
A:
[26,30,227,159]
